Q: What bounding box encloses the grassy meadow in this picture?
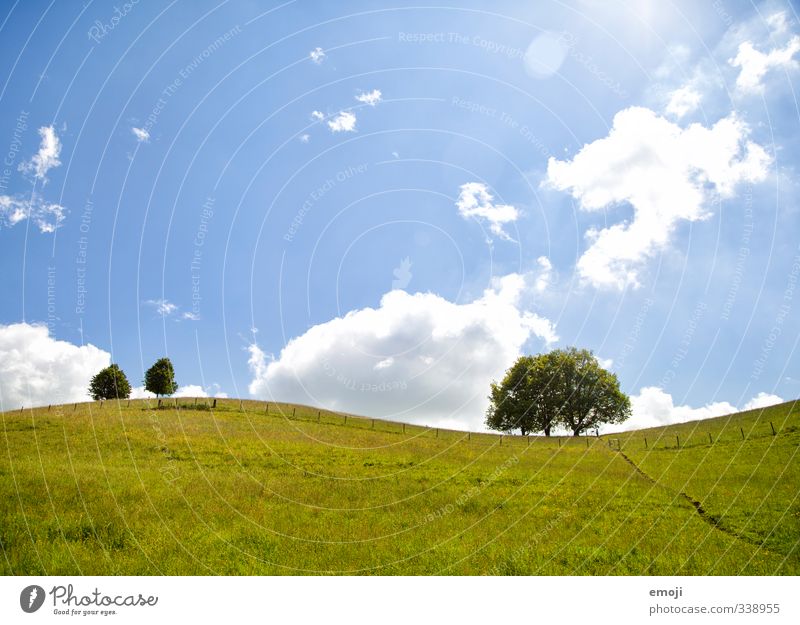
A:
[1,398,798,575]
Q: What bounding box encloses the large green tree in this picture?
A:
[144,357,178,397]
[486,354,561,435]
[88,364,132,400]
[486,348,631,436]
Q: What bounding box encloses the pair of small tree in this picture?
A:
[486,347,631,437]
[88,358,178,400]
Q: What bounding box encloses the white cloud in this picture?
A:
[355,89,382,106]
[299,134,310,143]
[247,274,557,430]
[598,357,614,369]
[310,110,324,121]
[605,386,783,432]
[0,194,66,233]
[455,182,519,241]
[374,357,394,370]
[18,125,61,183]
[130,386,156,399]
[0,322,110,409]
[766,11,789,35]
[182,312,200,321]
[665,85,701,118]
[146,299,178,317]
[743,391,783,410]
[131,383,227,399]
[131,127,150,142]
[309,47,325,64]
[730,34,800,93]
[533,256,553,292]
[174,384,208,398]
[546,107,771,289]
[327,111,357,133]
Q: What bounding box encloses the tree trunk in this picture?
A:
[544,425,551,437]
[573,428,581,437]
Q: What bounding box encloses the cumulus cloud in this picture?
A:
[130,383,227,399]
[247,274,557,430]
[605,386,784,432]
[546,107,771,289]
[730,33,800,93]
[310,110,324,121]
[18,125,61,183]
[0,322,110,409]
[131,127,150,142]
[309,47,325,64]
[182,312,200,321]
[355,89,382,106]
[598,357,614,369]
[743,391,783,410]
[0,194,66,233]
[533,256,553,292]
[129,386,156,399]
[665,85,701,118]
[455,182,519,241]
[299,134,310,143]
[327,111,357,133]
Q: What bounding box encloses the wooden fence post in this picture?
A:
[403,423,406,434]
[212,398,217,408]
[644,437,648,449]
[292,407,296,417]
[265,402,269,414]
[770,421,776,436]
[47,405,51,411]
[371,419,375,429]
[676,434,680,448]
[708,432,712,444]
[344,415,347,425]
[499,435,502,446]
[527,435,530,446]
[436,428,439,438]
[318,411,321,422]
[740,427,745,440]
[239,399,243,411]
[558,438,561,448]
[586,437,589,448]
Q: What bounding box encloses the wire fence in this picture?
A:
[4,397,796,451]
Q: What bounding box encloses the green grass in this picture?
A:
[1,398,797,575]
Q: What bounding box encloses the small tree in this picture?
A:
[88,364,132,400]
[144,357,178,397]
[486,348,631,436]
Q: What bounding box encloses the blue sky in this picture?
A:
[1,0,798,431]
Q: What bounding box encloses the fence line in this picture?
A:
[2,398,791,450]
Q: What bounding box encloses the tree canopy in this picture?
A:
[486,348,631,436]
[88,364,132,400]
[144,357,178,397]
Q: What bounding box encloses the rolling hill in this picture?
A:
[1,398,797,575]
